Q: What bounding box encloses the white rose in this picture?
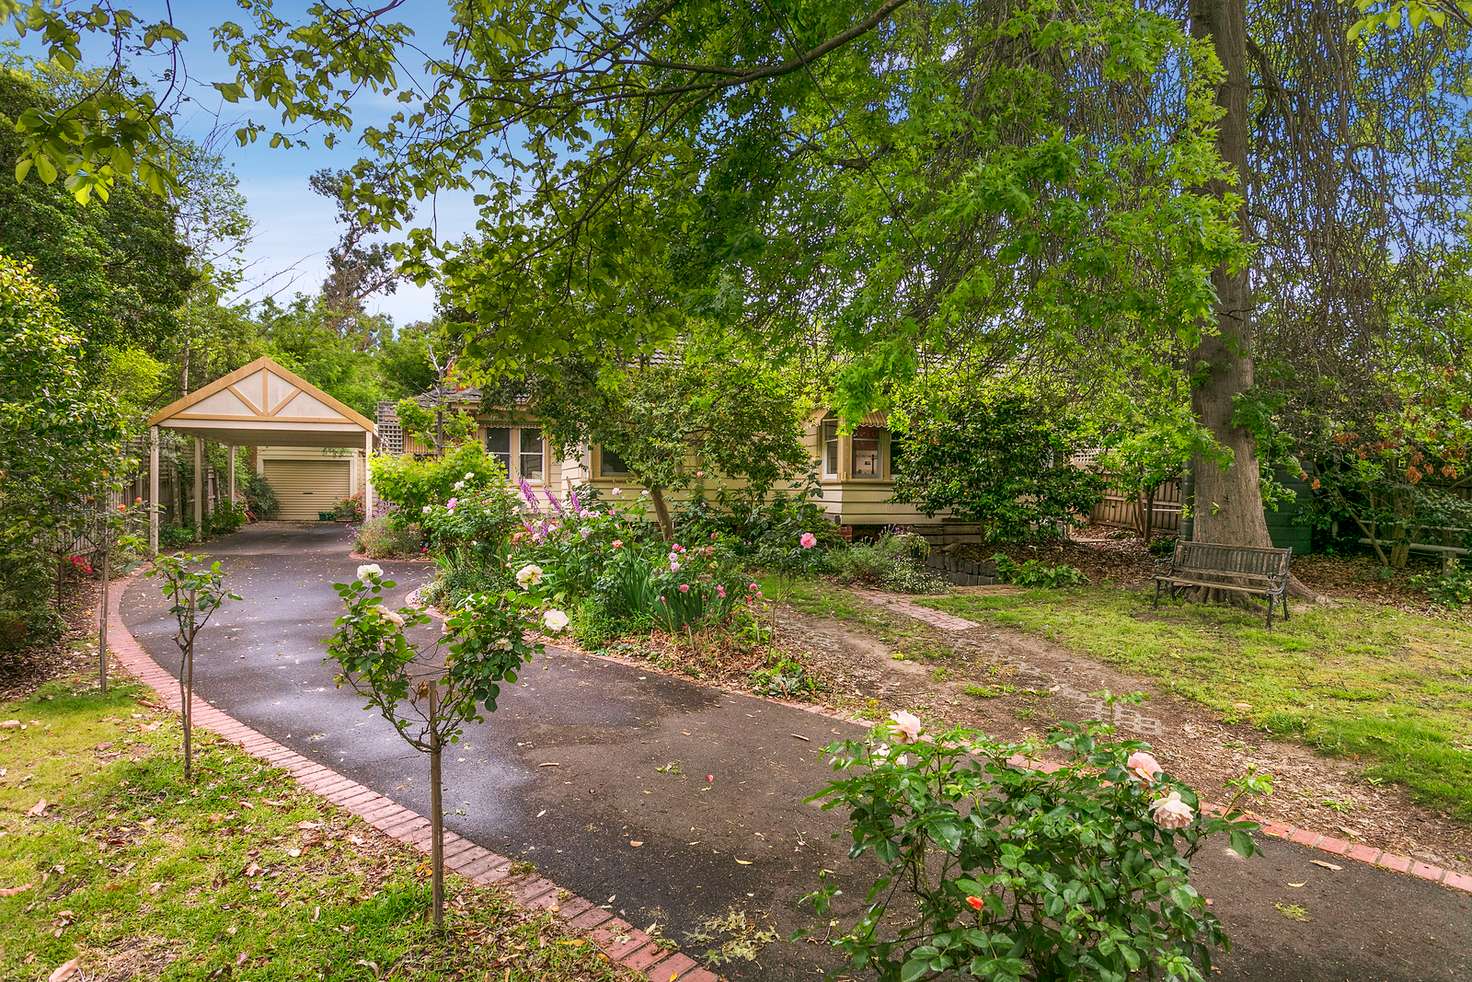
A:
[493,637,513,651]
[1150,790,1195,830]
[464,471,475,480]
[515,564,544,589]
[542,608,570,633]
[422,505,431,514]
[610,487,622,496]
[377,607,405,628]
[356,563,383,581]
[888,710,922,745]
[453,480,464,491]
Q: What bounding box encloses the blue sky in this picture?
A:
[23,2,473,328]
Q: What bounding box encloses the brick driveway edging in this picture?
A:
[108,573,718,982]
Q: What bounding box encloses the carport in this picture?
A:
[145,356,377,553]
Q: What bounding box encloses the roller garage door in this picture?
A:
[262,459,351,521]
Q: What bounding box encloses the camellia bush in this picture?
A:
[806,710,1269,981]
[369,442,509,526]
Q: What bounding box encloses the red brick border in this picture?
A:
[106,574,718,981]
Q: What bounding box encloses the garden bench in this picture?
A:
[1153,541,1293,628]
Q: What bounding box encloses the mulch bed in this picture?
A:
[0,574,102,701]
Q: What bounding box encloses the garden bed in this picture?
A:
[0,677,634,982]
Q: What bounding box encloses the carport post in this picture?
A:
[363,429,375,519]
[227,446,236,507]
[148,425,159,555]
[193,437,204,534]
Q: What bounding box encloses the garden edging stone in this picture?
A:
[106,571,719,982]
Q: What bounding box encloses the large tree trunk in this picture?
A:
[1189,0,1316,601]
[1188,0,1271,552]
[648,485,675,542]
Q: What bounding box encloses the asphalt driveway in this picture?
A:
[121,523,1472,981]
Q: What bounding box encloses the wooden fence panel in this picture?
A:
[1090,477,1183,534]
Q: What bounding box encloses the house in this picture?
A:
[376,397,975,539]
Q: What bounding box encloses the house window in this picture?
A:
[486,427,512,476]
[520,427,544,482]
[599,446,631,477]
[851,426,883,478]
[821,420,839,478]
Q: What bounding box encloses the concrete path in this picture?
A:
[122,524,1472,981]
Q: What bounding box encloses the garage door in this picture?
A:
[262,459,352,521]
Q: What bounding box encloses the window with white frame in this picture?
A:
[821,419,839,478]
[520,427,544,481]
[486,425,546,482]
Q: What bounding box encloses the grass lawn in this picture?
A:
[920,586,1472,821]
[759,574,954,662]
[0,678,630,981]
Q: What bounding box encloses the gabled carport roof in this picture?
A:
[147,356,376,449]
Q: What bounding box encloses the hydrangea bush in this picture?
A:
[806,711,1270,982]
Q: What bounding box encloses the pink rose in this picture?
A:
[889,710,923,744]
[800,531,817,549]
[678,583,690,593]
[716,585,727,598]
[1126,751,1163,785]
[612,539,623,549]
[446,496,458,511]
[1150,790,1195,830]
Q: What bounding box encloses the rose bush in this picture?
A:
[805,712,1270,982]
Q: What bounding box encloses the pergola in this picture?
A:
[145,356,377,553]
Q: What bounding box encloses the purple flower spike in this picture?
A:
[518,477,538,507]
[545,489,564,514]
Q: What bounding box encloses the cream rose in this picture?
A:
[542,608,570,633]
[1150,790,1195,830]
[515,564,544,590]
[356,563,383,581]
[889,710,922,744]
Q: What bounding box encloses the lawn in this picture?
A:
[0,678,630,981]
[920,586,1472,821]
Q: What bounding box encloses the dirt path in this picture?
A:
[775,588,1472,877]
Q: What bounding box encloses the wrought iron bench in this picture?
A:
[1153,542,1293,628]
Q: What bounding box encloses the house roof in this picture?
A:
[146,356,376,448]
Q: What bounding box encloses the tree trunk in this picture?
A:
[428,685,445,932]
[648,485,675,542]
[1187,0,1270,553]
[97,544,109,694]
[181,590,195,782]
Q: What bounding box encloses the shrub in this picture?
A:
[829,532,947,594]
[332,492,365,522]
[420,476,521,558]
[806,714,1268,981]
[355,516,422,559]
[677,479,841,559]
[749,655,821,699]
[1411,559,1472,608]
[206,501,248,537]
[240,469,278,520]
[159,524,195,549]
[370,443,509,525]
[990,553,1088,587]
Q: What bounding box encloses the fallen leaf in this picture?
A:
[235,952,249,966]
[0,720,20,730]
[1309,859,1342,871]
[538,762,561,767]
[0,883,32,897]
[243,862,264,878]
[287,848,302,858]
[26,799,48,817]
[1288,881,1307,888]
[629,840,643,848]
[735,859,753,865]
[789,733,810,742]
[48,958,79,981]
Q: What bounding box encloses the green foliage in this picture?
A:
[749,655,821,699]
[892,387,1107,542]
[1411,559,1472,607]
[396,395,477,451]
[806,717,1263,981]
[530,347,812,535]
[0,251,125,652]
[990,554,1089,588]
[240,468,279,520]
[206,501,248,537]
[370,443,508,527]
[677,479,840,564]
[355,516,422,559]
[829,533,948,595]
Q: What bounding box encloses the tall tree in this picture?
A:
[310,166,400,345]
